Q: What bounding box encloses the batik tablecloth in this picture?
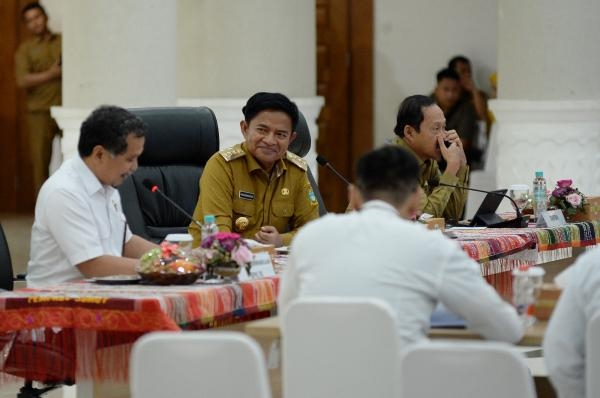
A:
[454,220,600,298]
[0,277,279,383]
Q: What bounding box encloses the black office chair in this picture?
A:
[0,222,14,291]
[289,111,327,216]
[119,107,220,243]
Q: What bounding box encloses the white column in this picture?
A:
[492,0,600,196]
[177,0,323,179]
[52,0,177,159]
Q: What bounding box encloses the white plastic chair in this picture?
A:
[130,331,271,398]
[282,296,399,398]
[586,313,600,398]
[400,340,536,398]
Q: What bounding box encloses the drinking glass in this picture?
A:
[508,184,531,213]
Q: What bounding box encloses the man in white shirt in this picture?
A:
[543,247,600,398]
[27,106,156,287]
[278,145,523,347]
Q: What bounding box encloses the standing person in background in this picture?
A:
[431,68,480,167]
[15,2,62,196]
[448,55,489,124]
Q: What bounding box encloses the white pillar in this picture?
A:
[52,0,177,159]
[491,0,600,196]
[177,0,323,179]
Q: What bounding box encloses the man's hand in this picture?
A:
[255,225,283,247]
[17,59,62,89]
[48,59,62,79]
[460,75,476,93]
[438,131,466,175]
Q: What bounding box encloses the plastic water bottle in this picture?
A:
[533,171,547,222]
[201,214,218,243]
[512,266,545,327]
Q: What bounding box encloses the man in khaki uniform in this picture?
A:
[189,92,320,248]
[15,2,62,196]
[393,95,469,222]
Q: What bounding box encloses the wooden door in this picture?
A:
[316,0,373,212]
[0,0,36,212]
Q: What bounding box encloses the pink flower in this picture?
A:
[231,245,253,266]
[556,179,573,188]
[566,193,582,207]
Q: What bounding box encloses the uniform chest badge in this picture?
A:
[235,216,249,231]
[239,191,255,201]
[308,190,317,206]
[281,188,290,196]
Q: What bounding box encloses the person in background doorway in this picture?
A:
[431,68,480,167]
[15,2,62,196]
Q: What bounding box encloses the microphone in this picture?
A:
[428,180,527,228]
[142,179,203,230]
[316,154,351,186]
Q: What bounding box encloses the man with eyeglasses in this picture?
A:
[27,106,157,287]
[392,94,469,221]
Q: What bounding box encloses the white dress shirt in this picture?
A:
[278,200,523,348]
[27,157,132,287]
[543,247,600,398]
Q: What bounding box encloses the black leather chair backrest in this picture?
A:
[119,107,220,242]
[289,111,327,216]
[0,222,14,291]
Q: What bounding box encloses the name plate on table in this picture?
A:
[238,248,276,281]
[536,209,567,228]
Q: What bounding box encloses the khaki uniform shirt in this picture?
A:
[189,143,320,247]
[15,33,62,111]
[394,137,469,221]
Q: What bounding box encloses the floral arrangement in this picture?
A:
[200,232,253,273]
[548,179,586,218]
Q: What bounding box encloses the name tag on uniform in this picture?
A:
[239,191,255,201]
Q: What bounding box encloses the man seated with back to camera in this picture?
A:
[279,145,523,347]
[393,95,469,222]
[27,106,157,287]
[189,92,320,248]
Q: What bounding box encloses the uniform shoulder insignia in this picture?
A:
[286,151,307,171]
[219,144,245,162]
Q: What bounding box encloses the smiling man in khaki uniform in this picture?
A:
[189,92,319,248]
[15,2,62,196]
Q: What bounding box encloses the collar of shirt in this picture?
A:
[34,32,58,44]
[360,200,400,217]
[72,156,115,199]
[393,136,434,183]
[241,142,287,177]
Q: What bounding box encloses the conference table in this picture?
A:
[0,220,597,396]
[0,277,279,396]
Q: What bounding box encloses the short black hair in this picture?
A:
[393,95,435,137]
[356,146,419,205]
[21,2,46,18]
[242,92,299,131]
[78,105,147,158]
[436,68,460,83]
[448,55,470,70]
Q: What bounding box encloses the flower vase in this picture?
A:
[212,261,241,279]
